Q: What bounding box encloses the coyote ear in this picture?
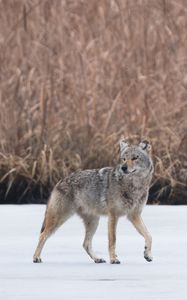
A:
[139,140,151,152]
[119,139,129,154]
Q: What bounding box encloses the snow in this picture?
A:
[0,205,187,300]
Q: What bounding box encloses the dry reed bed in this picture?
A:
[0,0,187,204]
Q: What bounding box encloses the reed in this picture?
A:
[0,0,187,204]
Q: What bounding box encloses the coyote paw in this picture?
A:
[33,257,42,263]
[110,259,120,264]
[94,258,106,263]
[144,250,153,262]
[144,255,153,262]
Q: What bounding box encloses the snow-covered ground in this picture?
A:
[0,205,187,300]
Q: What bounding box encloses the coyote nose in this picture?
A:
[122,164,128,173]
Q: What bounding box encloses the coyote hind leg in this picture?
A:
[33,211,57,263]
[82,215,106,263]
[33,202,72,263]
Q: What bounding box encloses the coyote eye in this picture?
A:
[132,156,138,161]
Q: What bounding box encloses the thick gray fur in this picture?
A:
[33,140,154,264]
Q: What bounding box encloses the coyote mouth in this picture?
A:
[122,167,136,174]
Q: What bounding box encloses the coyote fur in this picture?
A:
[33,139,154,264]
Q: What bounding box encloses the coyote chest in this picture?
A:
[110,187,148,216]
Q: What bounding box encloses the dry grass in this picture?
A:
[0,0,187,203]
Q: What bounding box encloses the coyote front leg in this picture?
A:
[82,215,106,263]
[128,214,153,262]
[108,212,120,264]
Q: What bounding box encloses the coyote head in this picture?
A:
[119,139,153,176]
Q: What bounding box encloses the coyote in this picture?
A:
[33,139,154,264]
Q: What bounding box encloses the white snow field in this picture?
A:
[0,205,187,300]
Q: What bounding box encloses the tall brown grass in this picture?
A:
[0,0,187,204]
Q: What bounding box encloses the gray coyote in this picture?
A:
[33,139,154,264]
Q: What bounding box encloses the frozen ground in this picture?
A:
[0,205,187,300]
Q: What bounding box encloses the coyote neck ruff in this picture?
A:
[33,140,154,264]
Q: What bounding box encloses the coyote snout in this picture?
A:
[33,139,154,264]
[121,160,136,174]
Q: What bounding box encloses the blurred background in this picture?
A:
[0,0,187,204]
